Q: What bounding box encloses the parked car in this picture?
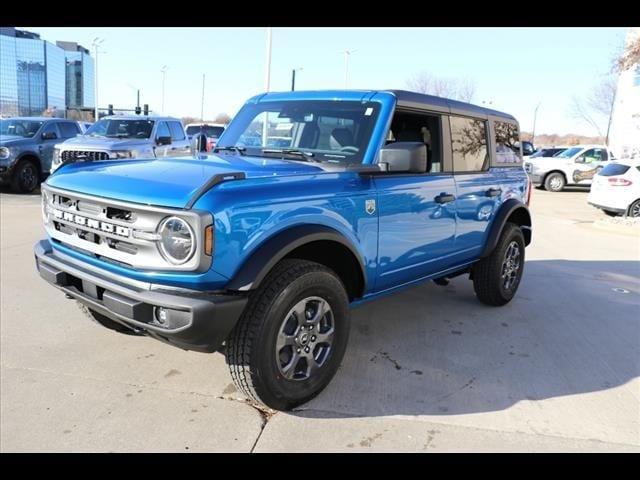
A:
[523,146,568,162]
[185,123,226,152]
[0,117,84,193]
[588,158,640,217]
[524,144,616,192]
[34,90,532,410]
[50,115,192,172]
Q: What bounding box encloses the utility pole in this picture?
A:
[342,49,358,88]
[201,74,205,121]
[291,67,303,91]
[160,65,168,114]
[532,102,541,144]
[92,37,105,121]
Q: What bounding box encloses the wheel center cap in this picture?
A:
[298,333,310,345]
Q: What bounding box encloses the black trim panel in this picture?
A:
[480,199,532,258]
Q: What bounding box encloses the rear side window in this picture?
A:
[59,122,80,138]
[169,121,185,141]
[494,121,521,165]
[450,116,488,172]
[599,163,630,176]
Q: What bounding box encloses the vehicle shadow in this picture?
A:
[296,260,640,418]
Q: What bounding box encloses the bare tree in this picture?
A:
[214,113,232,124]
[569,77,617,138]
[406,71,476,102]
[616,35,640,72]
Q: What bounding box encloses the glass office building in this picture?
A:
[0,28,94,117]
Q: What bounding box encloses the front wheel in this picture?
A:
[544,172,565,192]
[11,160,40,193]
[225,259,351,411]
[472,223,525,306]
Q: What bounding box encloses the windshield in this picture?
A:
[186,125,225,138]
[218,100,382,164]
[531,148,566,158]
[85,119,155,139]
[554,147,583,158]
[0,119,44,138]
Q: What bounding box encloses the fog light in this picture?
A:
[155,307,168,324]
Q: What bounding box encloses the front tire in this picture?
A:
[225,259,351,411]
[472,223,525,306]
[11,160,40,193]
[544,172,565,192]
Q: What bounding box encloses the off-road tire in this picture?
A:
[472,223,525,306]
[225,259,350,411]
[77,303,144,335]
[11,159,39,193]
[543,172,565,192]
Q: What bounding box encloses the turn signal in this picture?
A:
[205,225,214,256]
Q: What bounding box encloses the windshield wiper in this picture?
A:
[261,149,319,162]
[213,145,246,155]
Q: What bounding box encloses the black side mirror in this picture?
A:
[156,136,172,146]
[379,142,427,173]
[42,131,58,140]
[575,156,585,163]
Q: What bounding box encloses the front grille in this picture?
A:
[61,150,110,162]
[42,185,211,272]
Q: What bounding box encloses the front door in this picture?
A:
[571,148,609,185]
[374,174,457,292]
[38,123,61,172]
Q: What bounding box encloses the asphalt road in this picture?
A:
[1,185,639,452]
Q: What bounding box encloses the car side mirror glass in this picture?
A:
[156,136,171,146]
[575,156,585,163]
[42,131,57,140]
[379,142,427,173]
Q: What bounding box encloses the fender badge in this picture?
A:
[365,199,376,215]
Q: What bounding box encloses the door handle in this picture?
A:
[435,193,456,204]
[485,188,502,197]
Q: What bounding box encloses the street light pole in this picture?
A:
[92,37,104,121]
[160,65,168,114]
[291,67,303,91]
[532,102,541,144]
[201,74,205,121]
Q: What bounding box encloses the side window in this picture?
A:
[41,122,60,138]
[59,122,81,138]
[386,110,443,173]
[581,149,606,163]
[450,116,488,172]
[156,121,171,139]
[494,121,521,165]
[169,121,186,141]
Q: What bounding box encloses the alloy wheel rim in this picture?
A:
[501,241,521,291]
[275,296,334,381]
[21,165,37,190]
[632,203,640,218]
[549,176,562,190]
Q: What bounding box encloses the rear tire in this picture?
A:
[11,159,40,193]
[472,223,525,306]
[628,200,640,218]
[225,259,350,411]
[544,172,565,192]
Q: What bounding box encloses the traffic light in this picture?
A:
[143,104,149,116]
[108,104,114,115]
[135,105,141,115]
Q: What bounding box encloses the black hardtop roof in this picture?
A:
[387,90,517,123]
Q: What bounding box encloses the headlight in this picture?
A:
[41,190,50,224]
[112,151,133,159]
[0,147,10,159]
[157,216,196,264]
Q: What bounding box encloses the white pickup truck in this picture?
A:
[524,144,616,192]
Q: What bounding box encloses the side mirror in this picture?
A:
[42,131,58,140]
[156,136,172,146]
[575,156,585,163]
[379,142,427,173]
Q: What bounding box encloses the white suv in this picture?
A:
[588,158,640,217]
[524,144,616,192]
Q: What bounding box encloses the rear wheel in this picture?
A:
[225,259,350,411]
[628,200,640,218]
[11,159,39,193]
[472,223,525,306]
[544,172,565,192]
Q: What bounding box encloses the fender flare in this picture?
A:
[480,199,532,258]
[226,224,367,293]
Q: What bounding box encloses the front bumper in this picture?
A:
[34,239,247,352]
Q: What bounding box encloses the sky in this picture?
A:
[22,27,629,136]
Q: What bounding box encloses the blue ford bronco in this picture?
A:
[34,90,532,410]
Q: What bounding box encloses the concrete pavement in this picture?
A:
[1,186,639,452]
